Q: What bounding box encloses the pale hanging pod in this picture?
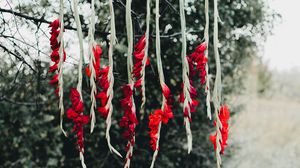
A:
[204,0,212,120]
[212,0,224,167]
[123,0,137,167]
[149,0,174,167]
[58,0,67,137]
[105,0,122,158]
[72,0,88,167]
[88,0,97,133]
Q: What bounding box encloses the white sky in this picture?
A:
[264,0,300,71]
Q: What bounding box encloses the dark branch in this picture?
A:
[0,8,109,37]
[0,7,191,39]
[0,44,36,72]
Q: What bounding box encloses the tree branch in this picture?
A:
[0,8,109,37]
[0,7,193,39]
[0,44,36,72]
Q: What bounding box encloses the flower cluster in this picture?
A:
[179,81,199,122]
[84,45,111,118]
[48,19,66,96]
[66,88,90,153]
[96,66,111,118]
[119,84,138,151]
[132,34,150,89]
[148,83,173,151]
[188,42,208,85]
[179,43,207,121]
[210,105,230,154]
[85,45,102,79]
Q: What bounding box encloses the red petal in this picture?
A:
[146,57,151,66]
[49,74,59,85]
[161,83,171,99]
[49,63,58,72]
[134,35,146,52]
[49,19,60,29]
[97,106,109,118]
[85,66,91,78]
[134,78,142,88]
[195,42,207,53]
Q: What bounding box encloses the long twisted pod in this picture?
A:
[72,0,87,167]
[204,0,212,119]
[139,0,151,119]
[212,0,223,167]
[58,0,67,137]
[106,0,122,158]
[88,0,97,133]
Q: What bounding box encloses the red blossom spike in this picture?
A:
[66,88,90,153]
[148,82,173,151]
[95,65,111,119]
[131,34,150,106]
[49,74,59,85]
[48,19,66,99]
[195,42,207,53]
[119,84,138,153]
[179,42,208,122]
[210,104,230,154]
[161,83,171,99]
[49,63,58,72]
[134,34,146,52]
[49,19,60,29]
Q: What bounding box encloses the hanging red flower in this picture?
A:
[119,84,138,153]
[179,42,207,123]
[188,42,208,85]
[210,104,230,154]
[96,66,110,118]
[132,34,150,90]
[179,81,199,122]
[66,88,90,153]
[48,19,66,96]
[148,83,173,151]
[85,45,102,79]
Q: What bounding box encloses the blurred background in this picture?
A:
[0,0,298,168]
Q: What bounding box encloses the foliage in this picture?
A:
[0,0,278,167]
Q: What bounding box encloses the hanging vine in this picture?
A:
[210,0,231,167]
[204,0,212,119]
[149,0,174,167]
[58,0,66,137]
[104,0,122,157]
[132,0,151,119]
[120,0,138,167]
[88,0,97,133]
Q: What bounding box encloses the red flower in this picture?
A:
[85,45,102,79]
[187,42,208,85]
[66,88,90,153]
[148,111,161,150]
[92,45,102,78]
[48,19,66,98]
[49,74,59,85]
[161,104,174,124]
[85,66,91,78]
[94,65,111,119]
[179,80,199,122]
[161,83,171,99]
[97,107,109,118]
[148,83,173,151]
[210,104,230,154]
[132,34,150,94]
[148,106,173,150]
[119,84,138,150]
[179,42,207,123]
[49,19,60,30]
